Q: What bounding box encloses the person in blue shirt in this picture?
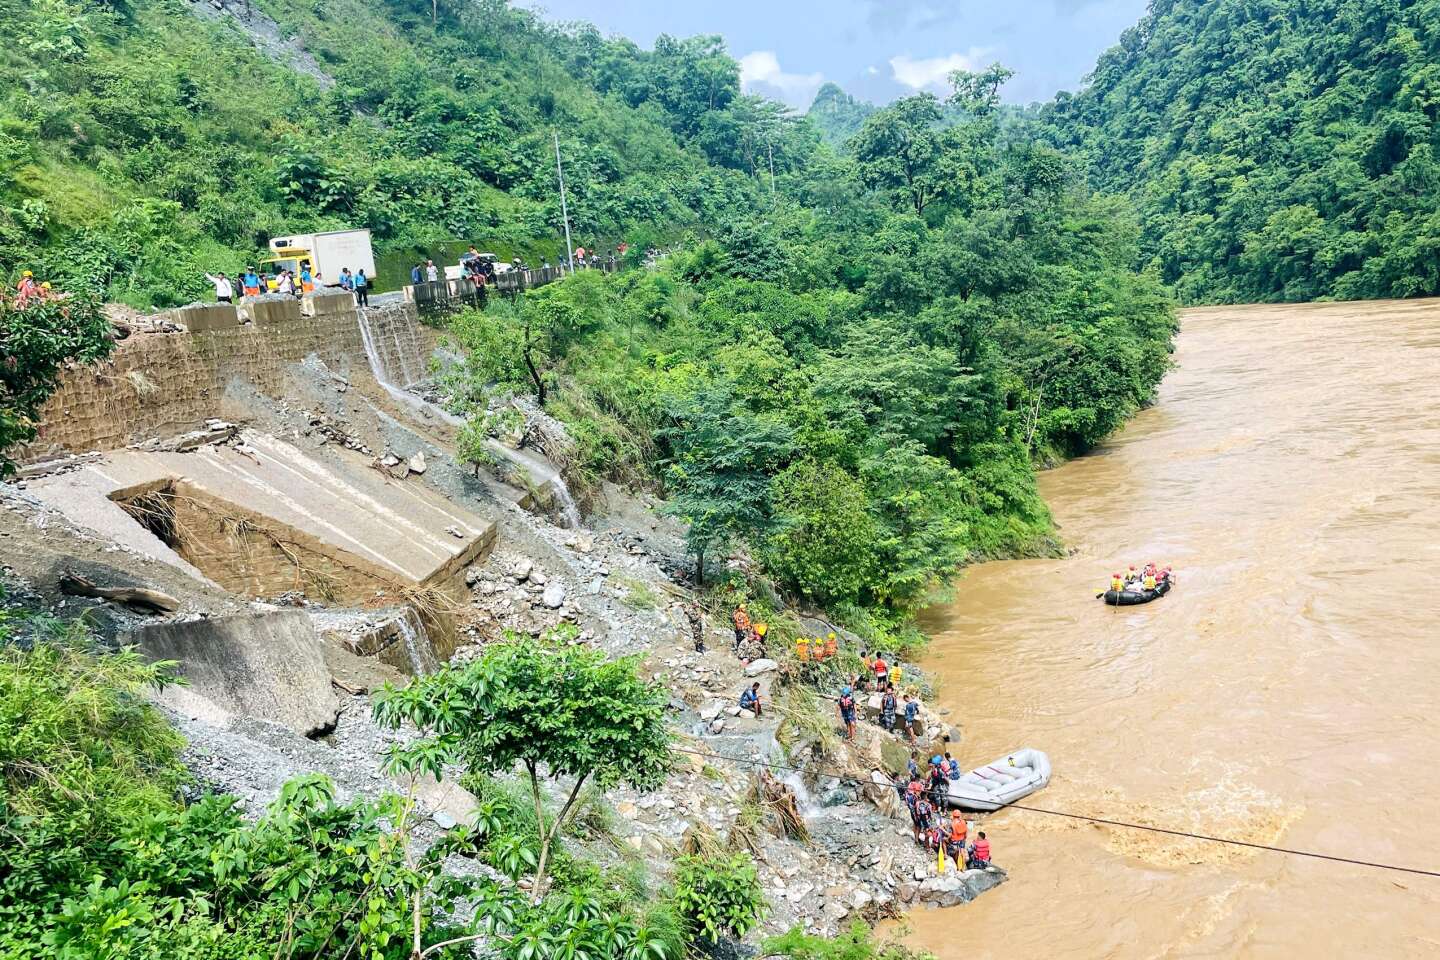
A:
[338,268,354,292]
[300,263,314,293]
[410,263,423,285]
[738,682,763,717]
[240,268,262,298]
[354,268,369,306]
[944,751,963,780]
[903,694,920,744]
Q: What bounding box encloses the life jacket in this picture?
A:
[824,637,838,658]
[891,665,904,686]
[733,609,751,631]
[795,638,809,661]
[972,838,991,862]
[1144,574,1157,590]
[950,813,967,840]
[873,658,888,676]
[1111,576,1124,591]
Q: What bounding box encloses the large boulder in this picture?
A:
[130,610,339,736]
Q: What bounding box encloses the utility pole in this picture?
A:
[554,132,575,275]
[768,140,777,203]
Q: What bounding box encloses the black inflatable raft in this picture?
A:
[1101,578,1172,606]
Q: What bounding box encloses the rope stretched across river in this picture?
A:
[668,744,1440,879]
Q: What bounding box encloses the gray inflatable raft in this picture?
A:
[941,748,1052,812]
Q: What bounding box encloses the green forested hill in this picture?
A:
[1041,0,1440,304]
[1,0,1176,640]
[807,83,877,146]
[0,0,809,304]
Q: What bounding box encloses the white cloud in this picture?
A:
[739,50,825,107]
[866,65,880,75]
[889,48,993,92]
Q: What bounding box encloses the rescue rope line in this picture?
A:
[668,744,1440,879]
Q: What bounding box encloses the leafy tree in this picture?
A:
[850,94,950,217]
[946,63,1015,116]
[373,633,672,903]
[0,295,114,474]
[762,460,877,607]
[659,383,796,583]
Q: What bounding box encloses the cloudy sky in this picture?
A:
[518,0,1149,109]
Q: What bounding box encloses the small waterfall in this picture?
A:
[393,607,439,675]
[353,308,583,528]
[780,770,821,818]
[356,306,395,386]
[552,480,582,529]
[358,305,424,389]
[760,732,820,819]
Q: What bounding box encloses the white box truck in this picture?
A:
[263,229,375,287]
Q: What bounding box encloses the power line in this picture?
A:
[668,743,1440,880]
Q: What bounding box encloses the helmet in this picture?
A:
[842,686,852,696]
[40,282,50,289]
[21,270,32,278]
[755,623,767,636]
[828,632,836,640]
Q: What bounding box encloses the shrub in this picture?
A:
[671,853,766,946]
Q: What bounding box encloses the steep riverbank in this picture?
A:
[905,299,1440,958]
[0,295,1003,945]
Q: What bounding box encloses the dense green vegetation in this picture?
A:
[448,70,1174,642]
[0,295,112,473]
[0,0,799,304]
[0,1,1187,955]
[0,612,796,959]
[1040,0,1440,303]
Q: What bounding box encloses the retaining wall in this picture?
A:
[20,292,433,461]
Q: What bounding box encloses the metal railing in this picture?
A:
[403,257,621,310]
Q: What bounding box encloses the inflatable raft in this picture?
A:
[1101,577,1172,605]
[940,748,1052,812]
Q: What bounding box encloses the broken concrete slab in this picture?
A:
[24,430,495,598]
[130,609,338,736]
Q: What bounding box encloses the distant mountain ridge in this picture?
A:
[806,82,878,145]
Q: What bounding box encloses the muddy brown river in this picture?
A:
[905,301,1440,958]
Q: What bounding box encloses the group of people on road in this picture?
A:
[206,263,328,304]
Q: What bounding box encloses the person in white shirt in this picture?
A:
[425,260,439,282]
[205,272,234,303]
